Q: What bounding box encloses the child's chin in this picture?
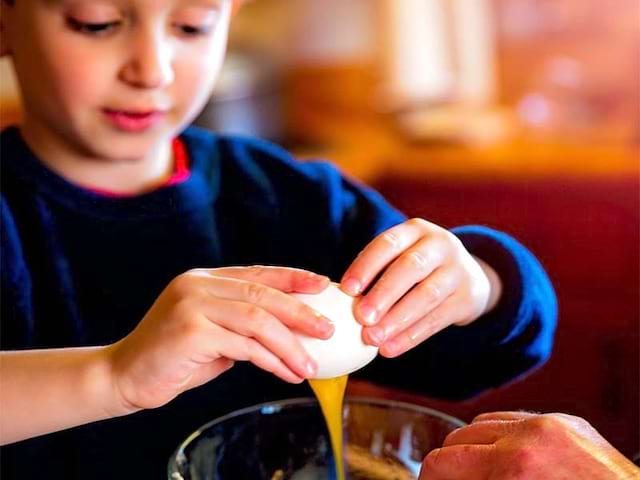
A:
[96,131,173,161]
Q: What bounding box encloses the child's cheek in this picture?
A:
[174,52,225,118]
[46,44,115,111]
[173,20,230,110]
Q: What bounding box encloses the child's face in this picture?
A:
[2,0,233,161]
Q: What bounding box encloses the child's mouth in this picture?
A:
[103,109,166,132]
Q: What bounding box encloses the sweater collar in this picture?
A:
[1,126,220,219]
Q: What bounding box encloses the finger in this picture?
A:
[340,220,430,297]
[354,236,449,327]
[193,273,334,339]
[209,323,305,383]
[363,268,457,346]
[473,411,540,423]
[443,420,525,447]
[379,293,463,358]
[206,265,331,294]
[205,298,318,379]
[421,444,495,480]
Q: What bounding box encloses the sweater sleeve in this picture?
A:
[216,139,557,399]
[355,224,557,399]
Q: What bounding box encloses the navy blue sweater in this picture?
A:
[0,126,556,479]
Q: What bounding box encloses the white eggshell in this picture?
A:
[292,283,378,379]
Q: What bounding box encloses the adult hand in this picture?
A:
[421,411,640,479]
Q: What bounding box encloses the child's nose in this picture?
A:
[120,32,175,89]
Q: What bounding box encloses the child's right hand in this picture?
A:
[106,267,333,414]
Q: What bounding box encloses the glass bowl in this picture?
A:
[168,397,465,480]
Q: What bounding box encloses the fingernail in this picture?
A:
[342,277,362,296]
[367,327,385,346]
[359,303,377,325]
[317,320,335,338]
[307,272,329,283]
[312,311,335,337]
[382,339,401,357]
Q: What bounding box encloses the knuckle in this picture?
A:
[243,282,267,305]
[184,267,203,276]
[442,226,459,240]
[426,307,444,326]
[296,303,314,324]
[443,229,464,248]
[169,273,195,298]
[458,301,478,325]
[247,265,266,275]
[524,416,566,446]
[382,231,403,250]
[398,329,417,350]
[469,277,490,305]
[407,217,429,230]
[243,304,267,324]
[418,281,442,303]
[443,427,462,446]
[472,413,489,423]
[455,444,475,465]
[423,447,442,469]
[424,445,473,472]
[246,265,270,281]
[527,415,559,435]
[405,250,430,271]
[554,412,587,427]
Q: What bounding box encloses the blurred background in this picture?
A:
[1,0,638,459]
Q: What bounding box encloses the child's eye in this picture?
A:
[176,24,211,37]
[68,18,121,36]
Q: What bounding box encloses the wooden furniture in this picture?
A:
[349,168,639,459]
[291,115,639,457]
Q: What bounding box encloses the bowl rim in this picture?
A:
[167,395,465,477]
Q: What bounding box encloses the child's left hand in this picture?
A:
[340,218,502,357]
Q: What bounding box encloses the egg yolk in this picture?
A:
[308,375,349,480]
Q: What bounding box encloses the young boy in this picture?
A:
[0,0,557,478]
